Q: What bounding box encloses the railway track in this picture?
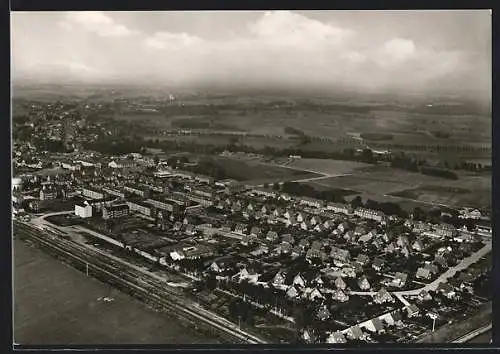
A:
[14,222,266,344]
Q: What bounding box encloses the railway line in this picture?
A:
[14,221,267,344]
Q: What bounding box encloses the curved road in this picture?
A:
[350,241,491,299]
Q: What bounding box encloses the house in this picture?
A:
[437,282,456,298]
[354,226,367,236]
[373,288,394,304]
[358,233,373,243]
[310,215,323,226]
[173,221,183,231]
[309,287,324,301]
[435,223,457,238]
[381,311,403,327]
[416,267,432,280]
[286,285,300,299]
[341,266,356,278]
[296,212,306,222]
[300,220,311,231]
[234,223,247,234]
[293,273,307,288]
[241,234,258,246]
[314,224,326,233]
[418,290,432,301]
[281,233,295,245]
[335,277,347,290]
[326,332,347,344]
[412,240,424,252]
[344,230,356,243]
[250,226,261,237]
[266,230,279,243]
[313,274,325,287]
[185,224,196,235]
[251,244,269,256]
[345,326,364,340]
[406,304,420,318]
[424,263,439,275]
[298,238,310,249]
[356,254,370,266]
[372,258,385,272]
[337,222,349,233]
[273,271,287,287]
[323,219,336,230]
[316,305,331,321]
[331,289,349,302]
[454,233,473,243]
[391,272,408,288]
[396,235,410,247]
[277,242,292,254]
[330,247,351,263]
[365,318,385,333]
[358,276,371,290]
[291,246,303,258]
[301,329,313,343]
[306,248,322,260]
[209,261,223,273]
[285,215,298,227]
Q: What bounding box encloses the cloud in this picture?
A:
[248,10,355,48]
[13,11,485,95]
[144,31,203,50]
[59,12,138,37]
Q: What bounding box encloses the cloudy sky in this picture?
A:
[11,10,491,97]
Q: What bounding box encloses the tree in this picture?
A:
[412,207,426,221]
[351,195,363,209]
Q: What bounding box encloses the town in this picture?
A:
[12,98,492,344]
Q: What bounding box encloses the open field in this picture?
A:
[310,165,490,210]
[213,156,319,184]
[14,238,219,345]
[285,158,371,175]
[389,175,491,210]
[312,166,444,195]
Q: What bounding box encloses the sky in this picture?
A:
[11,10,491,99]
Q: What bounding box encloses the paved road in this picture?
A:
[350,241,491,298]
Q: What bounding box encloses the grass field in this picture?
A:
[389,176,491,210]
[14,238,220,345]
[213,156,319,184]
[312,165,441,195]
[312,165,490,210]
[285,158,371,175]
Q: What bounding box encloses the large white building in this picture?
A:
[75,202,93,218]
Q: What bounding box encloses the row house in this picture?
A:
[126,200,153,217]
[251,188,276,198]
[326,202,352,215]
[354,208,386,222]
[434,223,458,238]
[102,204,129,220]
[82,186,105,200]
[299,196,325,208]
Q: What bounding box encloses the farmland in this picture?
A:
[284,158,371,176]
[389,174,491,210]
[207,156,320,185]
[14,238,219,345]
[294,165,490,211]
